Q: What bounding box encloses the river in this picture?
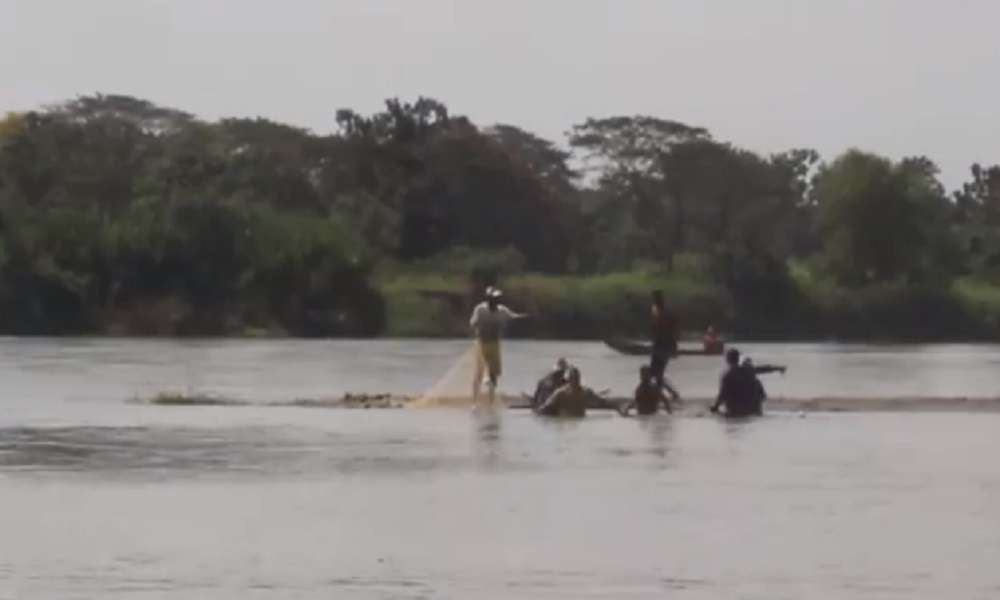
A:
[2,338,999,598]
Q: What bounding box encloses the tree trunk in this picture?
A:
[667,195,686,273]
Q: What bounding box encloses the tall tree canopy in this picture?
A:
[1,93,997,338]
[813,151,959,286]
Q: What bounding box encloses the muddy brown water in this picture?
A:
[2,338,999,598]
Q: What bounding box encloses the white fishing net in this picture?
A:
[410,342,504,408]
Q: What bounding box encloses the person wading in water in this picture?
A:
[710,348,786,417]
[619,365,674,416]
[469,286,528,404]
[534,367,588,417]
[650,290,681,402]
[532,358,569,409]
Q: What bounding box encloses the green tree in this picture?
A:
[569,116,710,270]
[813,150,958,286]
[0,112,73,207]
[486,124,578,193]
[953,163,1000,278]
[52,94,194,134]
[323,99,574,271]
[212,118,324,212]
[955,163,1000,225]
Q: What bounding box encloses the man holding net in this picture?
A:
[470,286,528,404]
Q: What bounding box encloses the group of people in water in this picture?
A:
[530,359,674,417]
[469,286,786,418]
[528,346,784,418]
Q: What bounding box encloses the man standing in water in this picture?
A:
[470,287,527,404]
[650,290,681,402]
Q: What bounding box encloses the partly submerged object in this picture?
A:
[603,338,725,356]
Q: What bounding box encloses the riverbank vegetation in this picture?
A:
[1,94,998,340]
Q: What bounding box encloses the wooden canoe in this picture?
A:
[603,337,724,357]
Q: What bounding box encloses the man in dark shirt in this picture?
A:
[711,348,762,417]
[741,357,786,405]
[649,290,681,401]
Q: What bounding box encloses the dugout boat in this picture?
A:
[602,337,725,357]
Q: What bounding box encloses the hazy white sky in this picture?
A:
[2,0,997,188]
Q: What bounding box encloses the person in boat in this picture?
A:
[469,286,528,403]
[532,357,569,409]
[710,348,763,417]
[619,365,673,416]
[535,367,587,417]
[649,290,681,402]
[702,325,724,354]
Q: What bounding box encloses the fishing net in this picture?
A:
[410,342,501,408]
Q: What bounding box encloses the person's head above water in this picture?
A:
[741,356,754,368]
[555,357,568,371]
[726,348,741,367]
[566,367,581,387]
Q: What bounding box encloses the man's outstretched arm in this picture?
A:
[500,305,530,320]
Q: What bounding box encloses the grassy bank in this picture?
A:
[380,268,1000,341]
[378,258,729,339]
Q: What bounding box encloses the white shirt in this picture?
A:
[470,302,518,342]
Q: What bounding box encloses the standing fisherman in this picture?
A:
[470,287,528,404]
[649,290,681,402]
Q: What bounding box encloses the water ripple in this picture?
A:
[0,425,535,480]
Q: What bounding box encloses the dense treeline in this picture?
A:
[0,94,998,338]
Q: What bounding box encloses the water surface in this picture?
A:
[1,339,999,598]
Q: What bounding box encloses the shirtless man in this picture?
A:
[620,365,673,416]
[535,367,587,417]
[532,357,569,409]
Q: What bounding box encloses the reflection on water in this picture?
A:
[1,411,1000,598]
[638,416,674,462]
[472,405,504,468]
[2,339,1000,598]
[0,426,321,477]
[2,411,998,598]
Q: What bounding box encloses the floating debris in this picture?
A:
[281,394,408,409]
[143,392,248,407]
